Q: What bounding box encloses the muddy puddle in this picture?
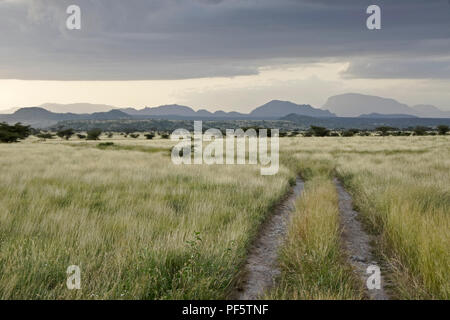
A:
[231,177,305,300]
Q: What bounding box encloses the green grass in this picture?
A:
[0,142,293,299]
[0,135,448,299]
[268,161,363,300]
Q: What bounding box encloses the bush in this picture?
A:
[77,134,86,139]
[129,133,140,139]
[413,126,428,136]
[341,128,359,137]
[309,126,330,137]
[0,122,31,143]
[437,125,449,135]
[144,133,155,140]
[56,128,75,140]
[376,126,397,136]
[36,132,55,139]
[97,142,114,148]
[87,128,102,140]
[160,133,170,139]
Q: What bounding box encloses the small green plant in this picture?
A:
[144,133,155,140]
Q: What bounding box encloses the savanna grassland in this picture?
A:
[0,134,448,299]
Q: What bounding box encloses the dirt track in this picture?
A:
[335,179,389,300]
[231,177,305,300]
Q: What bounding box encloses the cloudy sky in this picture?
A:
[1,0,450,112]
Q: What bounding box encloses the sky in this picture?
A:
[1,0,450,112]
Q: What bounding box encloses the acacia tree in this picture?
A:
[437,125,449,135]
[309,126,330,137]
[56,128,75,140]
[87,128,102,140]
[376,126,396,136]
[0,122,31,143]
[413,126,428,136]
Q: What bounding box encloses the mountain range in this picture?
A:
[323,93,450,118]
[0,94,449,128]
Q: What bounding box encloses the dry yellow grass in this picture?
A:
[0,140,293,299]
[0,135,448,299]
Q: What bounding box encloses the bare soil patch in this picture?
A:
[335,179,389,300]
[231,177,305,300]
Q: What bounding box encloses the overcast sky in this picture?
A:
[1,0,450,112]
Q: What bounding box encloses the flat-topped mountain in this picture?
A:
[323,93,450,118]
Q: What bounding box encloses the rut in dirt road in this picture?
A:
[335,179,389,300]
[232,177,305,300]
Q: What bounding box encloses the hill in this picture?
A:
[250,100,335,118]
[323,93,415,117]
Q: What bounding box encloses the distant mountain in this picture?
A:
[358,113,418,119]
[323,93,450,118]
[323,93,415,117]
[89,110,132,120]
[412,105,450,118]
[250,100,335,118]
[0,108,131,128]
[121,104,197,116]
[121,105,248,118]
[37,103,117,114]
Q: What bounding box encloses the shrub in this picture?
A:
[56,128,75,140]
[309,126,330,137]
[129,133,139,139]
[86,128,102,140]
[77,134,86,139]
[160,133,170,139]
[144,133,155,140]
[437,125,449,135]
[0,122,31,143]
[376,126,397,136]
[97,142,114,148]
[36,132,55,139]
[413,126,428,136]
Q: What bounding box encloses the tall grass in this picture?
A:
[268,161,363,300]
[0,135,448,299]
[279,136,449,299]
[0,142,293,299]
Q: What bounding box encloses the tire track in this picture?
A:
[335,179,389,300]
[231,177,305,300]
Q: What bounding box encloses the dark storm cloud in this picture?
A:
[0,0,449,80]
